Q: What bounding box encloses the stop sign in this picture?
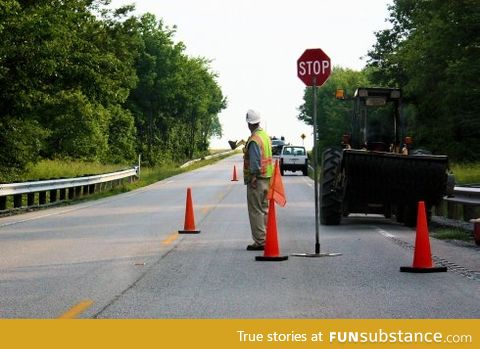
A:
[297,48,331,87]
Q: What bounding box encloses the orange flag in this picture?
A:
[268,159,286,207]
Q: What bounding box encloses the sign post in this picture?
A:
[293,48,341,258]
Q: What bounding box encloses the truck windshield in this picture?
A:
[366,104,395,145]
[283,147,305,156]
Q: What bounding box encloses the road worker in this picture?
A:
[243,109,273,251]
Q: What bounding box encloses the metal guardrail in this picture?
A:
[438,185,480,222]
[445,185,480,205]
[0,166,139,211]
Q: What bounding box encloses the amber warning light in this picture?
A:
[335,89,345,100]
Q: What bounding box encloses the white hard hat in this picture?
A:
[246,109,261,124]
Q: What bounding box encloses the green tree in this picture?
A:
[177,57,226,159]
[0,1,226,178]
[0,0,49,177]
[0,0,139,171]
[127,14,183,165]
[367,0,480,161]
[128,13,226,166]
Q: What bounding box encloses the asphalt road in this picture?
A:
[0,154,479,318]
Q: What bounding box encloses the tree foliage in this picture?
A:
[367,0,480,161]
[0,0,226,180]
[298,0,479,163]
[127,14,226,166]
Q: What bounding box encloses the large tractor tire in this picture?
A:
[402,203,433,228]
[320,148,343,225]
[403,204,417,228]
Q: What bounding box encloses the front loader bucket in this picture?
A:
[228,140,246,150]
[228,140,238,150]
[342,150,449,209]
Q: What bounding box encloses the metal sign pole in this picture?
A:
[292,76,341,258]
[312,77,321,254]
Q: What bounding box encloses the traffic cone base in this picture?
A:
[400,201,446,273]
[255,198,288,262]
[255,255,288,261]
[179,229,200,234]
[178,187,201,234]
[400,266,447,273]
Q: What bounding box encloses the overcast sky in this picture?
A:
[110,0,393,149]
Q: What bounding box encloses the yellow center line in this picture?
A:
[58,299,93,319]
[162,232,179,245]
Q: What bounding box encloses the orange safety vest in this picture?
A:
[243,128,273,182]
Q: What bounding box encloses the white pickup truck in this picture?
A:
[279,145,308,176]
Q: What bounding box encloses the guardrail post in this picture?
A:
[13,194,22,208]
[0,196,6,210]
[447,201,461,220]
[27,193,35,206]
[39,191,47,205]
[434,201,445,216]
[50,189,57,203]
[462,205,472,221]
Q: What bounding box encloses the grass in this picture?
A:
[431,227,474,243]
[450,163,480,185]
[23,159,128,181]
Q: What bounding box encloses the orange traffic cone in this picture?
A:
[255,198,288,261]
[178,188,200,234]
[400,201,446,272]
[231,165,239,181]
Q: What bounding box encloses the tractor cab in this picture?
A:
[344,87,404,153]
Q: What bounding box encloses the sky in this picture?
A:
[110,0,393,149]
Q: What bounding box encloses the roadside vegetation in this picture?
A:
[21,160,128,182]
[450,163,480,185]
[0,1,226,182]
[431,226,475,244]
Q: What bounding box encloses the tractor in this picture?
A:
[320,87,454,227]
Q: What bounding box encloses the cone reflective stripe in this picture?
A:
[178,188,200,234]
[231,165,239,181]
[255,198,288,261]
[400,201,446,273]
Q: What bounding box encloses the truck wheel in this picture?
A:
[403,203,432,227]
[320,148,343,225]
[395,205,405,223]
[384,204,392,219]
[280,167,285,176]
[403,205,417,227]
[302,165,308,176]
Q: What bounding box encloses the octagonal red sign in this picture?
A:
[297,48,331,87]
